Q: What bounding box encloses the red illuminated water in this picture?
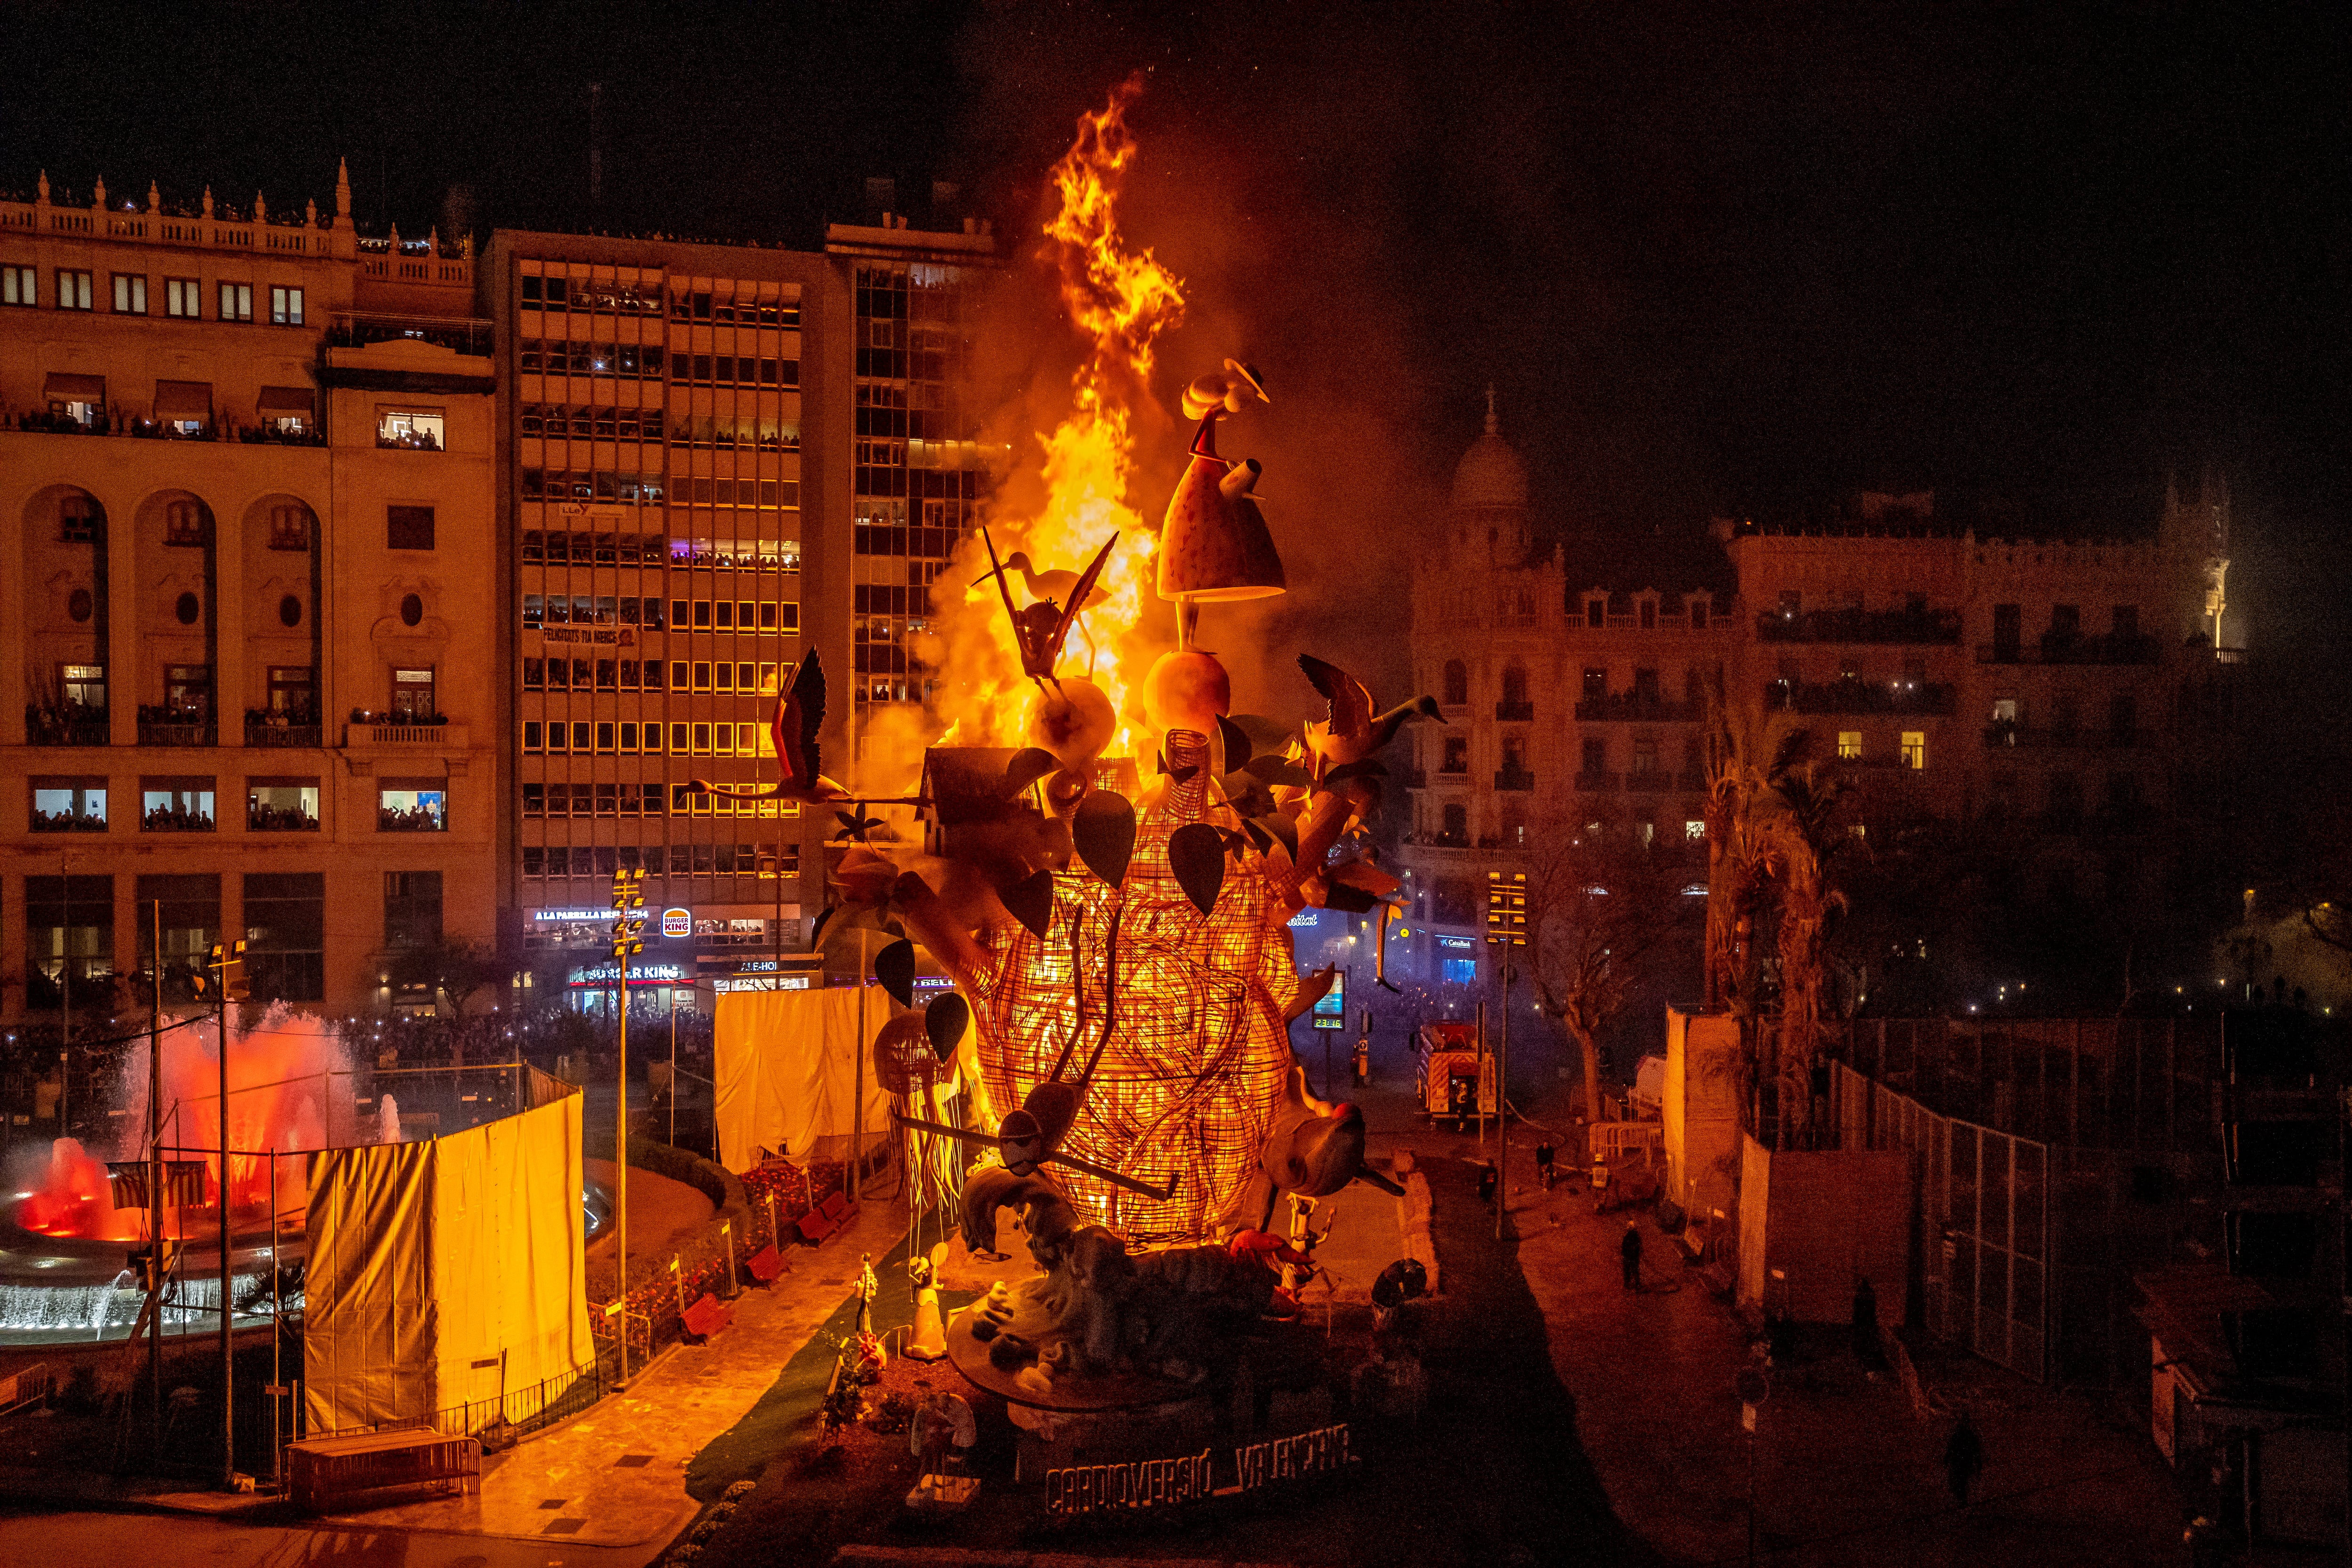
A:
[19,1004,369,1242]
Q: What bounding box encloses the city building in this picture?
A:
[486,210,998,1010]
[1396,395,2240,986]
[0,164,498,1022]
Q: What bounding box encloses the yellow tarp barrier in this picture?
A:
[712,987,898,1172]
[303,1092,593,1436]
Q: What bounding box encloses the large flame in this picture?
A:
[929,74,1186,756]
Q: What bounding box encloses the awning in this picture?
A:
[44,372,105,402]
[154,380,213,419]
[258,385,314,415]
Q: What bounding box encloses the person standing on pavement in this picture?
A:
[1620,1219,1643,1291]
[1944,1409,1985,1507]
[1535,1140,1556,1190]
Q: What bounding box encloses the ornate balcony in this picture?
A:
[1625,770,1675,794]
[1574,693,1699,723]
[1757,606,1962,645]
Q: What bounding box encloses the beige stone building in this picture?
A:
[1,165,497,1020]
[1397,400,2239,987]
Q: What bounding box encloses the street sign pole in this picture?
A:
[610,871,646,1388]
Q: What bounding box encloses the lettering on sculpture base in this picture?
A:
[1042,1422,1353,1520]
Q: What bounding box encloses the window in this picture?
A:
[267,666,313,716]
[390,667,436,719]
[244,872,325,1001]
[278,595,302,629]
[1582,668,1606,702]
[1837,731,1862,760]
[1900,731,1926,770]
[163,500,206,545]
[1441,957,1478,986]
[57,269,93,310]
[218,282,252,322]
[136,874,220,994]
[141,778,215,831]
[269,504,311,550]
[248,779,319,831]
[31,779,108,831]
[523,658,544,691]
[1581,737,1607,774]
[378,779,448,832]
[2108,693,2137,738]
[61,663,106,709]
[400,593,424,628]
[1685,819,1707,842]
[383,871,443,949]
[387,505,436,550]
[270,286,304,326]
[1441,660,1468,706]
[2111,605,2139,639]
[165,278,199,317]
[175,592,201,625]
[2,265,33,305]
[1992,603,2022,659]
[378,407,445,450]
[163,664,213,717]
[522,721,543,751]
[27,874,114,995]
[111,274,147,314]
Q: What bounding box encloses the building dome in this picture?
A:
[1450,387,1528,512]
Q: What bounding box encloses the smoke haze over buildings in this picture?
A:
[7,0,2341,685]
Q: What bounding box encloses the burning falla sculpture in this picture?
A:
[869,367,1432,1392]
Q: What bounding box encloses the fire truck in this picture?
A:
[1412,1022,1496,1130]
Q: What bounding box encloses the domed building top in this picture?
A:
[1450,385,1529,512]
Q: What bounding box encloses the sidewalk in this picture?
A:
[0,1190,909,1560]
[1502,1134,2184,1566]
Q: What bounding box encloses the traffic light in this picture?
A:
[611,869,647,960]
[1485,871,1527,947]
[207,939,250,1002]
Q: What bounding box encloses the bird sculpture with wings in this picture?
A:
[982,529,1118,690]
[1297,653,1441,782]
[685,648,924,807]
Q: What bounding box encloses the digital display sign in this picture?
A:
[1311,970,1347,1031]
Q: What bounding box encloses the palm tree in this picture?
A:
[1750,737,1854,1147]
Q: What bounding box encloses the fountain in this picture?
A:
[0,1006,608,1343]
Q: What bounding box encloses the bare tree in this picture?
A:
[1519,809,1697,1129]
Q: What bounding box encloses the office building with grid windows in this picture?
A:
[486,215,997,1007]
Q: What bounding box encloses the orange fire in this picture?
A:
[929,74,1186,756]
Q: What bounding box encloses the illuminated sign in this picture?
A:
[1436,935,1476,951]
[911,975,956,998]
[1311,971,1347,1031]
[661,907,692,938]
[738,959,779,973]
[531,908,616,924]
[1286,911,1319,929]
[568,963,691,984]
[713,975,811,994]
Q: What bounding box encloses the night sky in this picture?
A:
[8,2,2344,664]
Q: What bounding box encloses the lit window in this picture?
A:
[218,282,252,322]
[270,286,304,325]
[57,270,93,310]
[1685,819,1706,842]
[376,781,447,833]
[377,406,445,450]
[165,278,199,317]
[111,274,147,314]
[1837,731,1862,760]
[1441,957,1478,985]
[1901,731,1926,770]
[2,265,34,305]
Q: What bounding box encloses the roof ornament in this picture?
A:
[1484,383,1498,436]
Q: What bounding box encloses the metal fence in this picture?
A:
[1843,1016,2222,1153]
[1833,1063,2051,1382]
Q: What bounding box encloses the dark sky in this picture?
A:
[8,1,2344,659]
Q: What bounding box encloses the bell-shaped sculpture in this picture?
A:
[1158,420,1286,603]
